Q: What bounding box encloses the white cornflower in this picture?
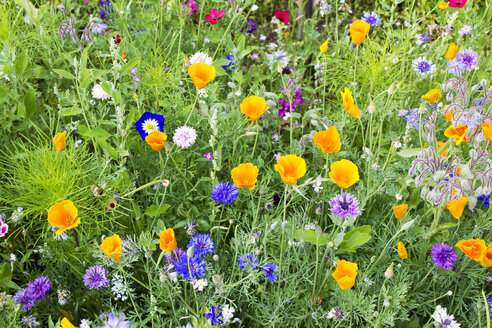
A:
[91,83,111,100]
[173,126,197,149]
[57,289,70,305]
[189,52,213,65]
[192,279,208,291]
[431,305,461,328]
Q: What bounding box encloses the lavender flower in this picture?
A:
[329,193,361,219]
[26,276,51,301]
[83,266,110,290]
[456,49,479,70]
[431,243,458,270]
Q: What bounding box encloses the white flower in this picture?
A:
[395,194,403,201]
[393,140,402,149]
[312,176,323,193]
[189,52,213,65]
[431,305,461,328]
[222,304,235,322]
[92,83,111,100]
[251,4,259,11]
[192,279,208,291]
[173,126,197,149]
[259,34,267,41]
[267,42,278,50]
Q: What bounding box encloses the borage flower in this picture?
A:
[205,9,225,25]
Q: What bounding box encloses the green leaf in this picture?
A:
[340,225,372,252]
[53,69,75,80]
[17,102,26,116]
[145,204,171,217]
[120,57,141,76]
[79,69,91,89]
[436,223,458,231]
[95,138,118,160]
[0,263,20,290]
[397,148,423,158]
[294,229,328,246]
[14,49,28,77]
[81,127,111,140]
[80,47,89,71]
[24,89,37,117]
[61,107,83,116]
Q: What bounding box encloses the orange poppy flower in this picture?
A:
[392,204,408,219]
[231,163,258,190]
[439,1,448,10]
[159,228,177,252]
[349,20,370,44]
[329,159,359,189]
[145,131,167,151]
[53,132,66,151]
[340,88,361,118]
[442,106,453,122]
[445,42,458,60]
[437,142,448,158]
[274,154,307,185]
[456,239,486,262]
[47,200,80,235]
[240,96,268,122]
[446,196,468,219]
[398,242,408,259]
[444,124,470,145]
[332,259,358,290]
[313,126,341,153]
[57,317,76,328]
[421,89,442,104]
[480,245,492,267]
[101,234,123,261]
[481,121,492,140]
[122,51,127,60]
[188,62,216,89]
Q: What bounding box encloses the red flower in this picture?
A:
[274,10,290,24]
[205,9,225,25]
[112,34,122,43]
[448,0,467,7]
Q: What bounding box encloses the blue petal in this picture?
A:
[135,112,165,140]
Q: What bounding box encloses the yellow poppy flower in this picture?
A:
[57,318,76,328]
[313,126,341,154]
[456,239,486,262]
[445,42,458,60]
[231,163,259,190]
[329,159,359,189]
[439,2,448,10]
[443,106,453,122]
[53,132,66,151]
[274,154,307,185]
[480,245,492,267]
[320,39,329,53]
[349,20,370,44]
[481,121,492,140]
[421,89,442,104]
[240,96,268,122]
[145,131,167,151]
[446,196,468,219]
[188,62,216,89]
[101,234,123,261]
[332,259,358,290]
[47,200,80,235]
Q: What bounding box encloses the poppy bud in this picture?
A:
[388,83,396,95]
[368,98,376,114]
[384,263,394,279]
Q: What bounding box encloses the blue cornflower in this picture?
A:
[26,276,51,301]
[203,306,223,326]
[262,262,278,283]
[211,182,239,204]
[221,54,237,71]
[174,255,207,280]
[98,0,113,20]
[487,296,492,319]
[478,194,490,208]
[361,12,381,27]
[238,253,258,271]
[135,112,165,140]
[412,57,436,77]
[188,234,215,257]
[416,33,431,45]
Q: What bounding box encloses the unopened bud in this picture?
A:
[245,131,258,137]
[384,262,394,279]
[212,274,222,284]
[418,103,426,114]
[368,98,376,114]
[400,219,415,231]
[187,246,194,258]
[213,254,219,262]
[388,83,396,95]
[281,220,289,229]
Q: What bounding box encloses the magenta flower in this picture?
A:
[183,0,199,16]
[205,9,225,25]
[274,10,290,24]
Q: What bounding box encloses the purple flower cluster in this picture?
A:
[278,80,305,117]
[83,265,109,290]
[97,0,113,20]
[242,20,257,34]
[431,243,457,270]
[13,276,51,311]
[329,193,361,219]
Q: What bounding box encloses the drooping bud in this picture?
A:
[388,83,396,95]
[384,262,394,279]
[368,98,376,114]
[187,246,194,258]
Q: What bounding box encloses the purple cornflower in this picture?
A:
[456,49,479,70]
[174,255,207,280]
[204,152,213,161]
[242,20,257,34]
[329,193,361,219]
[13,289,35,311]
[26,276,51,301]
[238,253,258,271]
[203,306,223,326]
[211,182,239,204]
[477,194,490,208]
[431,243,458,270]
[361,12,381,27]
[188,234,215,257]
[165,248,186,266]
[262,262,278,282]
[83,266,109,290]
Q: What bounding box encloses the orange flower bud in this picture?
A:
[398,241,408,259]
[349,20,370,44]
[445,42,458,60]
[53,132,66,151]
